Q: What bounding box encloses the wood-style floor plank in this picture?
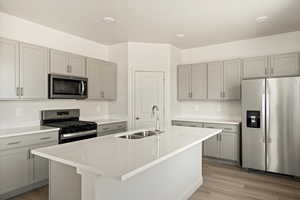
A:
[11,160,300,200]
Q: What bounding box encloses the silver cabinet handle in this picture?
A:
[7,141,21,146]
[223,127,232,131]
[20,88,24,96]
[135,117,140,120]
[69,65,72,73]
[40,136,52,140]
[270,68,274,75]
[100,91,105,98]
[66,65,69,73]
[223,92,226,98]
[265,68,268,75]
[16,87,20,96]
[102,127,110,131]
[219,134,222,141]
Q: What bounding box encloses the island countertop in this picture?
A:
[32,126,221,181]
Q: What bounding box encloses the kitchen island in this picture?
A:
[32,126,221,200]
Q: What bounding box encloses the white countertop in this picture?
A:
[173,117,241,125]
[0,126,60,138]
[32,126,221,181]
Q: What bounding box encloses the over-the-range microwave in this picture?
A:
[48,74,88,99]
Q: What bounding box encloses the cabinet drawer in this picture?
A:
[204,123,239,133]
[0,131,58,151]
[172,120,203,128]
[98,122,127,133]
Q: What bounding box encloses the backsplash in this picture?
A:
[0,100,108,129]
[176,101,241,120]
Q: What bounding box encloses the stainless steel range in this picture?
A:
[41,109,97,144]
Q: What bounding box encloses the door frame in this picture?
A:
[129,67,168,130]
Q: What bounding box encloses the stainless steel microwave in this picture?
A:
[48,74,88,99]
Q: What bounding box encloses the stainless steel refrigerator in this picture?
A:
[242,77,300,177]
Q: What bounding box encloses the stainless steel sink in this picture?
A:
[118,130,163,140]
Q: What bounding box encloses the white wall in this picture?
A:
[108,43,128,119]
[175,31,300,120]
[127,43,172,128]
[0,12,110,129]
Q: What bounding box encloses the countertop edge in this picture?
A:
[0,127,60,138]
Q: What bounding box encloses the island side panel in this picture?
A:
[49,161,81,200]
[80,143,203,200]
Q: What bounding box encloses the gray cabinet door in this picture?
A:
[243,56,269,78]
[87,58,102,99]
[207,61,223,100]
[191,63,207,100]
[19,43,48,99]
[100,62,117,100]
[0,38,19,99]
[177,65,191,100]
[50,49,69,75]
[0,147,30,195]
[203,135,219,158]
[223,59,241,100]
[219,132,238,161]
[68,54,86,77]
[87,58,117,100]
[270,53,300,77]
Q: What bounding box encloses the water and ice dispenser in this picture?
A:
[246,111,261,128]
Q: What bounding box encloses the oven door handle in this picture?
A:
[61,130,97,140]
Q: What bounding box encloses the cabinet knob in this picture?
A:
[135,117,140,120]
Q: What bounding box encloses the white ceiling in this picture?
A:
[1,0,300,49]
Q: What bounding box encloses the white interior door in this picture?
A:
[134,71,165,130]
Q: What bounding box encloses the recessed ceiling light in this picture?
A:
[176,34,185,38]
[103,17,116,24]
[256,16,269,23]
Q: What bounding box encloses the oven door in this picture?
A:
[49,74,88,99]
[60,130,97,144]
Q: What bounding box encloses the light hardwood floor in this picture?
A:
[11,160,300,200]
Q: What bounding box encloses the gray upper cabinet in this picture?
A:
[270,53,300,77]
[177,63,207,100]
[87,58,117,101]
[223,59,241,100]
[243,56,269,78]
[50,49,86,77]
[191,63,207,100]
[20,43,48,99]
[0,38,19,99]
[207,61,223,100]
[177,64,191,100]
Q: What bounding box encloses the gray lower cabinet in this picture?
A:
[172,120,240,163]
[0,147,31,195]
[50,49,86,77]
[0,131,58,197]
[98,122,127,136]
[87,58,117,100]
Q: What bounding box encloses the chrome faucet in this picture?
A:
[151,105,160,132]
